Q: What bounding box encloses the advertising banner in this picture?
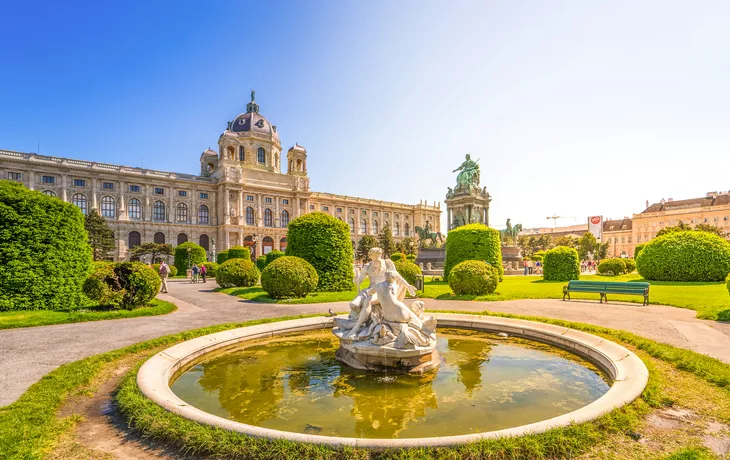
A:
[588,216,602,240]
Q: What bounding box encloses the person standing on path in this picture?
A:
[159,261,170,293]
[200,264,207,283]
[191,264,200,283]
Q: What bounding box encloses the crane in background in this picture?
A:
[546,215,578,230]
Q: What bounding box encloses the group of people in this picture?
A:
[580,260,598,273]
[155,261,206,294]
[523,259,542,275]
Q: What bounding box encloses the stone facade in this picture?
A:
[0,96,441,261]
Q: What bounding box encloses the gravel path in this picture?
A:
[1,279,729,407]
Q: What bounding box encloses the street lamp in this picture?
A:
[186,247,191,269]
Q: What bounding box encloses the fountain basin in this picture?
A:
[137,314,648,450]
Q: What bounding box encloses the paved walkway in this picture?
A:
[1,279,729,407]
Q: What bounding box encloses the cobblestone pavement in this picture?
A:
[1,278,729,406]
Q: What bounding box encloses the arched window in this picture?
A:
[281,210,290,227]
[154,232,165,244]
[43,190,56,197]
[176,203,188,222]
[128,199,142,220]
[246,207,255,225]
[349,218,355,233]
[361,219,367,234]
[257,147,266,164]
[404,223,410,236]
[264,208,273,227]
[239,146,245,162]
[198,205,209,224]
[279,237,287,251]
[199,234,209,251]
[101,196,116,218]
[128,231,141,249]
[153,201,166,221]
[72,193,88,215]
[262,236,274,254]
[177,233,188,245]
[372,220,379,235]
[394,221,400,236]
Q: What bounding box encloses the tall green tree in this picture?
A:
[695,223,726,237]
[356,235,378,262]
[656,220,692,238]
[400,237,417,255]
[577,232,599,261]
[129,242,173,263]
[597,241,610,259]
[554,235,579,249]
[85,209,116,261]
[378,225,396,258]
[536,234,553,251]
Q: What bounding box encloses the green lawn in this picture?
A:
[0,299,177,330]
[421,274,730,321]
[222,273,730,321]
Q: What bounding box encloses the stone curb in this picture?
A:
[136,314,648,450]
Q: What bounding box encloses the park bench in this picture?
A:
[562,280,650,305]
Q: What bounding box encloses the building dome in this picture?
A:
[228,90,279,141]
[288,143,306,154]
[200,148,217,160]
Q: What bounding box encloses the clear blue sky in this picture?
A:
[2,1,729,231]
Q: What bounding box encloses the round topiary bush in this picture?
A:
[543,246,580,281]
[636,231,730,282]
[598,258,627,276]
[285,212,354,291]
[201,262,218,278]
[444,223,503,281]
[83,262,160,309]
[390,253,404,262]
[216,250,229,264]
[256,257,267,272]
[265,250,285,267]
[168,265,178,277]
[393,260,422,286]
[633,244,645,261]
[173,242,206,275]
[228,246,251,261]
[623,258,636,274]
[216,259,260,288]
[261,256,319,298]
[448,260,499,295]
[0,181,92,311]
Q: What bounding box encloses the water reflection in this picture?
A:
[171,329,610,438]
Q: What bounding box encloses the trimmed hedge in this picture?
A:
[598,258,626,276]
[0,181,92,311]
[256,257,267,272]
[406,254,416,262]
[633,244,645,260]
[285,212,354,291]
[265,250,285,267]
[444,223,503,281]
[261,256,319,298]
[216,250,229,264]
[82,262,161,309]
[173,242,206,276]
[390,253,404,262]
[543,246,580,281]
[636,231,730,282]
[624,258,636,274]
[448,260,499,295]
[216,259,260,288]
[201,262,218,278]
[393,260,422,286]
[228,246,251,261]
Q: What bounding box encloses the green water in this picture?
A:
[171,328,610,439]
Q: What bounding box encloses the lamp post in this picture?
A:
[186,247,191,269]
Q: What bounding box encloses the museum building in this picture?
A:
[0,95,441,260]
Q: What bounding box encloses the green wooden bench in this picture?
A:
[562,280,650,305]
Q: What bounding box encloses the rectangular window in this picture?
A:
[281,199,289,205]
[310,205,315,210]
[178,190,187,197]
[373,211,378,217]
[384,212,389,218]
[336,207,342,213]
[102,182,114,190]
[362,210,367,216]
[73,179,86,187]
[129,185,140,193]
[322,205,329,211]
[154,187,164,195]
[714,217,719,222]
[199,192,209,200]
[41,175,55,184]
[7,172,21,180]
[265,197,273,204]
[246,195,254,201]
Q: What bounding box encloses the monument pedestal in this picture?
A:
[335,341,440,374]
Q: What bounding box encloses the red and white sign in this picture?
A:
[588,216,602,239]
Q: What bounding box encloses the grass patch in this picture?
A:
[421,274,730,321]
[0,299,177,330]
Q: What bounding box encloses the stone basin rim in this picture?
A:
[136,313,648,450]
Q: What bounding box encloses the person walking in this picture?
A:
[159,261,170,293]
[200,264,207,283]
[523,260,529,276]
[191,264,199,283]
